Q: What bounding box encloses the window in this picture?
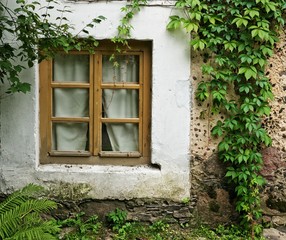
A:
[39,40,151,165]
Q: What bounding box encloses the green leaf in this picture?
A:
[224,41,237,52]
[218,141,229,151]
[244,8,260,18]
[212,125,224,137]
[238,66,257,80]
[232,16,249,27]
[236,185,248,196]
[190,38,206,50]
[183,21,199,32]
[167,15,182,30]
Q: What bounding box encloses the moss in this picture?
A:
[46,182,92,201]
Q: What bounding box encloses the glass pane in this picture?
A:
[53,54,89,82]
[102,123,138,151]
[53,88,89,117]
[102,55,139,83]
[102,89,138,118]
[52,122,89,151]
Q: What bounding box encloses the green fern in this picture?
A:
[0,184,59,240]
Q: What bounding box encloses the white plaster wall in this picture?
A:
[0,0,191,201]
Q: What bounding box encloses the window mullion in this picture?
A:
[93,53,101,155]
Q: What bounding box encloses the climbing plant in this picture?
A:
[167,0,286,238]
[0,0,104,95]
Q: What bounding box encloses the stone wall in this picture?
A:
[189,29,286,227]
[52,198,195,224]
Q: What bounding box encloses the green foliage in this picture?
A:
[57,212,101,240]
[0,184,59,240]
[112,0,147,46]
[0,0,104,95]
[190,224,262,240]
[111,220,171,240]
[106,208,128,230]
[167,0,286,238]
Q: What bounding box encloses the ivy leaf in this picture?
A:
[257,105,271,116]
[240,54,253,64]
[232,16,249,27]
[264,1,277,13]
[218,141,229,151]
[224,41,237,52]
[202,64,214,74]
[236,185,248,196]
[212,121,224,137]
[255,176,265,186]
[212,89,226,101]
[239,84,252,93]
[225,168,237,180]
[238,66,257,80]
[251,28,269,40]
[190,38,206,50]
[260,46,273,56]
[167,15,181,30]
[183,21,199,32]
[244,8,260,18]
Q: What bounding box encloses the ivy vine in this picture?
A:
[167,0,285,238]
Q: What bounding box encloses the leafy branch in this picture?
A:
[0,0,104,96]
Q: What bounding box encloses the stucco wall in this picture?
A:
[0,1,191,201]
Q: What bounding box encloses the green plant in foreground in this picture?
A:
[0,184,59,240]
[58,212,101,240]
[106,208,128,230]
[167,0,285,238]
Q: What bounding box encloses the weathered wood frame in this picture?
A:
[39,40,151,165]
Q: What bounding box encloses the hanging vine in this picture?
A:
[167,0,285,238]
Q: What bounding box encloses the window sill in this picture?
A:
[36,164,160,173]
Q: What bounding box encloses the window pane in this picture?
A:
[53,54,89,82]
[102,89,138,118]
[102,55,139,83]
[53,88,89,117]
[52,122,89,151]
[102,123,138,152]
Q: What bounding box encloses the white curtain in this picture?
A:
[102,56,139,152]
[52,54,89,151]
[52,54,139,152]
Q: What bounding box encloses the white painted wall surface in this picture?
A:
[0,0,191,201]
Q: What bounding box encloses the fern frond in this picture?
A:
[0,184,43,215]
[5,221,59,240]
[0,199,57,238]
[0,184,58,239]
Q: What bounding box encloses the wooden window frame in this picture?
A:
[39,40,151,165]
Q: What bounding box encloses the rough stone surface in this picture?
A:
[51,198,194,224]
[263,228,286,240]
